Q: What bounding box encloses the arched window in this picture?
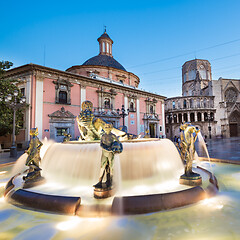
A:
[183,113,188,122]
[173,114,177,123]
[183,100,187,108]
[190,113,195,122]
[190,99,194,108]
[197,112,202,121]
[104,98,111,109]
[102,42,105,52]
[129,102,134,112]
[59,91,67,104]
[172,101,175,109]
[204,112,208,121]
[225,88,238,102]
[178,113,182,123]
[210,112,214,121]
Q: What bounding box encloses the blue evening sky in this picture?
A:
[1,0,240,97]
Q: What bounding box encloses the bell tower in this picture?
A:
[182,59,212,96]
[97,28,113,57]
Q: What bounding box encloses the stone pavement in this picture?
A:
[0,150,25,166]
[196,137,240,162]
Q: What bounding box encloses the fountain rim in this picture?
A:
[4,166,219,217]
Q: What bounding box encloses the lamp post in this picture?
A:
[117,105,129,132]
[207,113,214,139]
[167,113,173,140]
[0,90,26,157]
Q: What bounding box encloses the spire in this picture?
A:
[97,29,113,57]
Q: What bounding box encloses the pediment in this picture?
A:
[48,107,76,118]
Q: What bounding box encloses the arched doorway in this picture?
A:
[229,110,240,137]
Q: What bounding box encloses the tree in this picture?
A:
[0,61,25,136]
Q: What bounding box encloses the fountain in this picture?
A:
[2,102,219,218]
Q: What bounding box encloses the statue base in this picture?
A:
[94,183,115,199]
[23,176,46,189]
[179,172,202,186]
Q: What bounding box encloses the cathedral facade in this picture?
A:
[165,59,240,139]
[1,31,166,149]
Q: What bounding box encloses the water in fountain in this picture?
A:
[38,139,184,197]
[197,132,215,183]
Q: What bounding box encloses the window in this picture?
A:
[106,42,109,53]
[119,80,123,84]
[159,126,162,132]
[183,100,187,108]
[204,112,208,121]
[56,128,68,136]
[190,113,195,122]
[150,105,154,114]
[129,102,135,112]
[183,113,188,122]
[20,88,25,96]
[225,88,238,102]
[197,112,202,121]
[104,98,111,109]
[59,91,67,104]
[102,42,105,52]
[178,113,182,123]
[173,114,177,123]
[172,101,175,109]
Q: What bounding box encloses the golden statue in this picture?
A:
[76,101,136,141]
[180,123,200,176]
[23,128,43,183]
[179,123,202,186]
[63,132,71,142]
[94,124,123,190]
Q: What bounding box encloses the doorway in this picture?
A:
[149,123,156,138]
[229,123,238,137]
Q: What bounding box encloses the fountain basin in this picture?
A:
[3,138,219,216]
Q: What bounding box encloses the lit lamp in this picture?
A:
[117,105,129,132]
[0,90,26,157]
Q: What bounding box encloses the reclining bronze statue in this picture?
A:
[76,101,137,141]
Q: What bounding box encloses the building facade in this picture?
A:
[165,59,240,139]
[0,31,166,149]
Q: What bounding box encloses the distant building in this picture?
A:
[0,31,166,149]
[165,59,240,139]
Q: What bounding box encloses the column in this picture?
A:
[25,76,32,142]
[80,86,86,110]
[136,98,140,134]
[35,76,44,139]
[202,112,204,122]
[195,111,198,122]
[161,102,166,137]
[187,112,190,123]
[124,95,128,130]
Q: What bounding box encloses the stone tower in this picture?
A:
[182,59,212,96]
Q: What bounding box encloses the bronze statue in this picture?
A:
[94,124,123,189]
[63,132,71,142]
[76,101,138,141]
[23,128,43,183]
[179,123,202,186]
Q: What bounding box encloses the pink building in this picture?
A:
[2,31,166,148]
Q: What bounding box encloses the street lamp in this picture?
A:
[207,113,214,139]
[0,90,26,157]
[117,105,129,132]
